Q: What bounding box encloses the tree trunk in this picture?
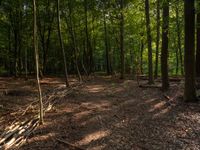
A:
[57,0,69,87]
[184,0,197,102]
[67,1,82,82]
[103,9,111,75]
[175,4,184,75]
[154,0,160,79]
[161,0,169,91]
[120,0,125,79]
[33,0,44,124]
[144,0,154,84]
[84,0,93,74]
[140,36,144,75]
[175,41,179,75]
[196,12,200,77]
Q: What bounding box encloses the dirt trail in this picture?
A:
[1,77,200,150]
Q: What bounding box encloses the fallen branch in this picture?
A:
[0,82,83,150]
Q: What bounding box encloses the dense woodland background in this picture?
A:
[0,0,186,77]
[0,0,200,149]
[0,0,200,98]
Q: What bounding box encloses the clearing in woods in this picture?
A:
[0,76,200,150]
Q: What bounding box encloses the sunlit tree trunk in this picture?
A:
[57,0,69,87]
[184,0,197,102]
[33,0,44,124]
[144,0,154,84]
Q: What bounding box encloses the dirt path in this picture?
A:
[1,77,200,150]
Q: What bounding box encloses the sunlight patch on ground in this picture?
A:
[85,85,106,93]
[153,107,170,118]
[74,110,93,120]
[27,132,56,144]
[89,145,106,150]
[76,130,110,146]
[145,98,158,104]
[148,101,166,113]
[80,101,111,110]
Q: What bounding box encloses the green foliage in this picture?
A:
[0,0,186,76]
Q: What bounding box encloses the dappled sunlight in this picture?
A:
[89,145,106,150]
[148,101,166,113]
[145,98,159,104]
[153,107,171,118]
[80,101,111,111]
[75,130,110,146]
[74,110,93,121]
[85,85,106,93]
[25,132,56,145]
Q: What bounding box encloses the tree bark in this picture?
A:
[33,0,44,124]
[154,0,160,79]
[184,0,197,102]
[196,11,200,77]
[103,8,111,75]
[57,0,69,87]
[161,0,169,91]
[144,0,154,84]
[140,37,144,75]
[120,0,125,79]
[175,4,184,75]
[67,0,82,82]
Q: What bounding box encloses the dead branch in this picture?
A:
[0,82,82,150]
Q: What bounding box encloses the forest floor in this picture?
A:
[0,76,200,150]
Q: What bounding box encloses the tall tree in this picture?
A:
[161,0,169,90]
[120,0,125,79]
[84,0,93,74]
[33,0,44,124]
[184,0,197,102]
[175,2,184,75]
[103,4,111,75]
[196,1,200,78]
[154,0,160,79]
[56,0,69,87]
[67,0,82,82]
[144,0,154,84]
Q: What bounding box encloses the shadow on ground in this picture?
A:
[18,77,200,150]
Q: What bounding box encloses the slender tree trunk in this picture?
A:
[175,42,179,75]
[33,0,44,124]
[140,36,144,75]
[84,0,92,74]
[196,12,200,77]
[154,0,160,79]
[103,9,111,75]
[144,0,154,84]
[67,1,82,82]
[161,0,169,91]
[57,0,69,87]
[120,0,125,79]
[14,30,18,77]
[25,48,28,80]
[175,4,184,75]
[184,0,197,102]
